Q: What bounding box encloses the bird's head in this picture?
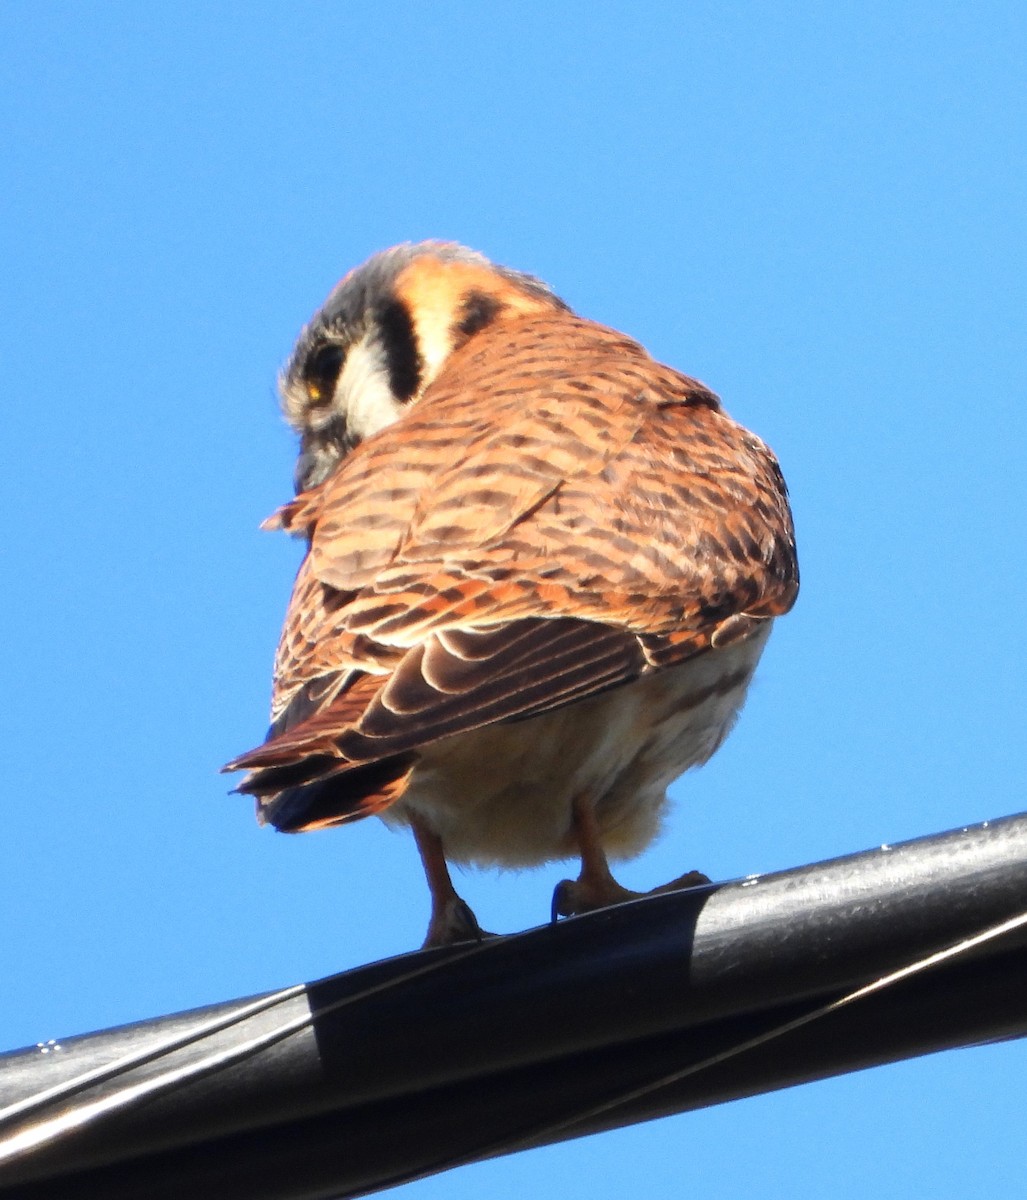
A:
[280,242,569,492]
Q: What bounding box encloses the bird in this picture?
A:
[225,241,798,947]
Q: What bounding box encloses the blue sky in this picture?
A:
[3,2,1025,1195]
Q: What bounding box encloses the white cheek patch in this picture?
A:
[335,336,405,441]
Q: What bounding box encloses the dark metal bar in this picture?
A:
[2,812,1025,1199]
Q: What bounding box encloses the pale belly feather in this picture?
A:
[383,624,772,868]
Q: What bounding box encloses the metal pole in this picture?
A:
[2,812,1025,1199]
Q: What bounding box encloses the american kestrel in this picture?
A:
[226,242,798,947]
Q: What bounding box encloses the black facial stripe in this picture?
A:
[454,289,505,341]
[376,298,422,402]
[303,342,346,405]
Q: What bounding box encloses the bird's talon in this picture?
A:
[423,897,492,948]
[648,869,712,895]
[551,879,576,922]
[551,875,639,920]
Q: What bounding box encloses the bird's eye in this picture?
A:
[304,344,345,405]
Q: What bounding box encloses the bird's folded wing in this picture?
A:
[228,617,645,777]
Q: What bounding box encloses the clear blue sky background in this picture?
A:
[3,2,1025,1195]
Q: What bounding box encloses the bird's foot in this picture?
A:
[647,869,712,894]
[422,896,493,948]
[551,876,640,921]
[551,869,711,922]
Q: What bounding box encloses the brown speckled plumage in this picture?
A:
[226,243,798,945]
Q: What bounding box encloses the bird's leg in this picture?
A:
[552,793,639,920]
[552,792,711,921]
[410,816,489,948]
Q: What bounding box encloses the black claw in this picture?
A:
[551,880,573,923]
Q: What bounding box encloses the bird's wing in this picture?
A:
[226,313,797,827]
